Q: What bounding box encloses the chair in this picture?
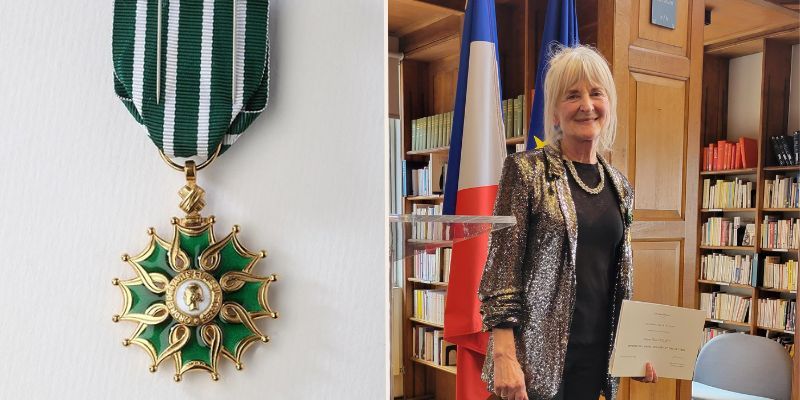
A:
[692,333,793,400]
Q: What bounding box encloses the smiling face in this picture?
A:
[542,46,618,153]
[553,79,609,145]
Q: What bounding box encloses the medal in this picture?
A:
[110,0,276,381]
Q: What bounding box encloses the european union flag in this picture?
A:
[526,0,580,150]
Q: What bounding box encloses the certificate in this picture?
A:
[610,300,706,380]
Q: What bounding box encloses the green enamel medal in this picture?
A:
[111,0,276,381]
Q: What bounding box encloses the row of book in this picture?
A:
[760,217,799,250]
[700,292,750,323]
[701,217,755,247]
[768,131,800,166]
[410,203,447,241]
[402,155,447,197]
[756,298,796,332]
[763,257,797,292]
[702,327,736,345]
[701,178,754,209]
[699,253,755,286]
[413,289,446,325]
[409,95,528,153]
[702,138,757,171]
[763,175,799,209]
[410,112,453,152]
[502,95,527,140]
[412,248,452,284]
[412,327,457,367]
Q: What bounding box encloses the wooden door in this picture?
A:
[597,0,704,399]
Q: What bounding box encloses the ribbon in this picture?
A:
[113,0,270,158]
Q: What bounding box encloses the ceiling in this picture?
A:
[704,0,799,46]
[388,0,463,38]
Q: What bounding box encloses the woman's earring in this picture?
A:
[553,124,561,132]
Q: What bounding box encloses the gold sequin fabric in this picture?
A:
[478,145,634,400]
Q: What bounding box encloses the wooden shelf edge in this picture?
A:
[700,168,758,176]
[406,195,444,201]
[407,146,449,156]
[756,325,796,335]
[411,357,456,375]
[410,317,445,328]
[406,137,526,156]
[758,286,797,294]
[699,246,757,251]
[761,248,800,253]
[705,318,751,328]
[700,208,756,212]
[697,279,754,289]
[764,165,800,172]
[408,277,449,287]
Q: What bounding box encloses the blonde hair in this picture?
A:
[542,45,617,153]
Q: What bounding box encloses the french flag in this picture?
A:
[442,0,506,398]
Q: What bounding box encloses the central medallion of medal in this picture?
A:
[165,270,223,326]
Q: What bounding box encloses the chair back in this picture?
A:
[694,333,792,400]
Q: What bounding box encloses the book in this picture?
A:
[779,135,794,165]
[771,136,787,166]
[738,137,757,169]
[402,160,408,197]
[513,96,523,138]
[430,154,447,194]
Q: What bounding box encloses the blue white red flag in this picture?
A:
[442,0,506,398]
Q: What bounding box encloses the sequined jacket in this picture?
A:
[478,145,634,400]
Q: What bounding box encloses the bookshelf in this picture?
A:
[699,27,799,396]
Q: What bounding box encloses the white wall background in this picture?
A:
[726,52,762,141]
[727,44,800,141]
[0,1,387,399]
[788,44,800,134]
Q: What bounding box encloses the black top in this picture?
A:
[563,160,624,346]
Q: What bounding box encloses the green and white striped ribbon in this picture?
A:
[113,0,270,157]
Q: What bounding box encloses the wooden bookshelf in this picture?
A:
[699,27,799,397]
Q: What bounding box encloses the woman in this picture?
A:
[478,45,657,400]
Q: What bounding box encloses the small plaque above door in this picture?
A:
[651,0,677,30]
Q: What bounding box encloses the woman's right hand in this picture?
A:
[492,328,528,400]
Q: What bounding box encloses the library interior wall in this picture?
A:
[0,1,386,399]
[789,45,799,134]
[727,44,800,141]
[726,52,763,141]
